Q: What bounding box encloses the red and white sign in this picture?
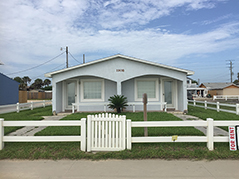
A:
[229,126,237,151]
[237,126,239,150]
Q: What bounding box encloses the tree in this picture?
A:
[13,76,26,90]
[22,76,31,86]
[13,76,23,83]
[43,79,51,87]
[108,95,128,113]
[31,78,43,89]
[233,73,239,85]
[233,80,239,85]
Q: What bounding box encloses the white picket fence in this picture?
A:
[0,118,86,151]
[213,95,239,101]
[0,100,52,114]
[126,118,239,151]
[188,100,239,115]
[1,114,239,151]
[87,113,126,152]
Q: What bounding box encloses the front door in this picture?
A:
[163,80,174,108]
[67,81,76,108]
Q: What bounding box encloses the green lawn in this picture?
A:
[188,105,239,120]
[1,110,239,160]
[0,106,52,135]
[188,105,239,131]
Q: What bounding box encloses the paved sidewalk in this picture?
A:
[0,159,238,179]
[173,113,228,136]
[7,115,67,136]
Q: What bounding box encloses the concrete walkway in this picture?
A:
[173,113,228,136]
[7,115,67,136]
[0,159,238,179]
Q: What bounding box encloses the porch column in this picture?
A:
[62,81,65,112]
[76,79,80,111]
[183,79,187,112]
[160,78,163,110]
[52,80,56,113]
[117,81,122,95]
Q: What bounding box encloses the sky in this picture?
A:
[0,0,239,84]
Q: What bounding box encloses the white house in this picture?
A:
[45,54,194,113]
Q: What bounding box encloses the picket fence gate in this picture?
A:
[87,113,126,152]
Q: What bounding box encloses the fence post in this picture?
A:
[126,119,132,150]
[193,99,196,106]
[80,118,86,152]
[17,103,20,113]
[133,104,135,112]
[207,118,214,151]
[205,101,207,109]
[72,104,75,114]
[43,100,45,108]
[225,96,227,101]
[87,115,92,152]
[122,115,126,150]
[236,104,239,115]
[213,96,216,100]
[217,102,220,112]
[0,118,4,150]
[31,101,33,110]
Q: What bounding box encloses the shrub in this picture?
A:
[108,95,128,113]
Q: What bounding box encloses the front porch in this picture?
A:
[53,75,185,113]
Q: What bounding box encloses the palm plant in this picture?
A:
[108,95,128,113]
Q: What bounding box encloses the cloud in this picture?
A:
[0,0,237,79]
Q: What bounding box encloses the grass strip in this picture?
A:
[188,105,239,131]
[0,106,52,135]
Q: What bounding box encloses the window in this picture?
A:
[135,78,159,101]
[81,79,104,102]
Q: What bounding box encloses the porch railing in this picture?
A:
[72,102,167,113]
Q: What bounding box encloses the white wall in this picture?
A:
[52,57,188,112]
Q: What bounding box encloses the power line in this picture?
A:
[30,63,66,82]
[7,52,65,75]
[69,52,81,64]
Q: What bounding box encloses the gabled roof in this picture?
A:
[200,82,239,90]
[45,54,194,78]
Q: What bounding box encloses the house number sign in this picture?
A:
[116,69,124,72]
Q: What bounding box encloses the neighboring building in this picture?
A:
[0,73,19,105]
[45,54,194,113]
[187,78,206,98]
[199,83,239,96]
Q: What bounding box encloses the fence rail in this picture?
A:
[213,95,239,101]
[188,100,239,115]
[0,118,86,151]
[0,100,52,114]
[126,118,239,151]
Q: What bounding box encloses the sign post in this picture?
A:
[143,93,148,137]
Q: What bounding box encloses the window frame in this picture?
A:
[134,78,159,101]
[80,79,105,102]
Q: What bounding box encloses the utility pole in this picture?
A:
[227,60,234,83]
[66,46,68,68]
